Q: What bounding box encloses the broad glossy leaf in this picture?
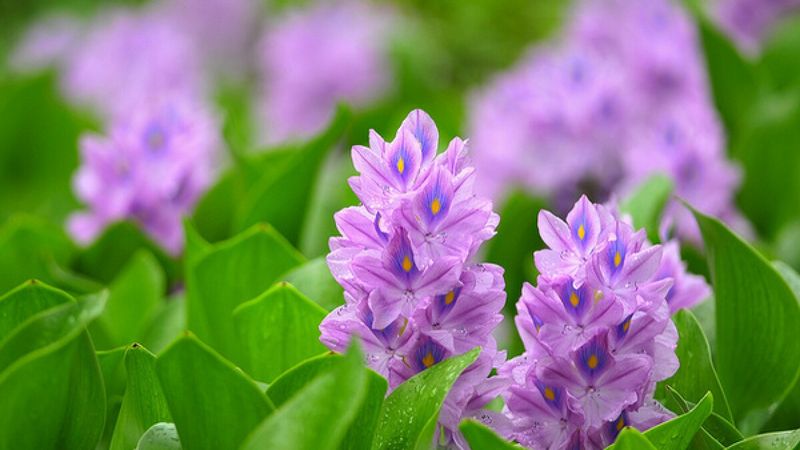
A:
[139,295,186,355]
[372,347,481,450]
[136,422,181,450]
[664,387,742,449]
[658,310,732,420]
[73,221,177,284]
[156,335,274,450]
[459,420,518,449]
[612,427,657,450]
[266,354,340,407]
[644,392,713,449]
[0,280,73,339]
[692,209,800,419]
[93,251,165,349]
[241,344,367,450]
[234,107,351,244]
[0,216,75,293]
[186,224,304,362]
[282,257,345,311]
[233,282,327,382]
[110,344,171,450]
[0,282,105,450]
[620,174,673,242]
[97,346,127,450]
[725,429,800,450]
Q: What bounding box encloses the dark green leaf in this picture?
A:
[644,392,713,449]
[282,257,345,311]
[110,344,171,450]
[135,422,181,450]
[372,347,481,450]
[658,310,733,420]
[692,208,800,419]
[234,107,351,244]
[156,335,274,450]
[241,343,368,450]
[759,15,800,90]
[459,420,519,449]
[620,174,673,242]
[186,224,304,362]
[233,282,328,382]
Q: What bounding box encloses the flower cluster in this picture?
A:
[68,100,220,255]
[257,1,394,144]
[713,0,800,55]
[319,110,506,448]
[499,196,708,449]
[468,0,745,242]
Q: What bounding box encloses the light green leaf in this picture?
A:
[241,344,368,450]
[725,429,800,450]
[459,420,519,449]
[658,310,733,420]
[110,344,171,450]
[664,387,742,449]
[0,282,105,450]
[372,347,481,450]
[266,354,340,407]
[156,335,274,450]
[186,224,304,363]
[139,294,186,355]
[620,174,673,242]
[135,422,181,450]
[234,107,352,245]
[92,250,165,350]
[612,427,657,450]
[692,208,800,419]
[644,392,713,449]
[282,257,345,311]
[0,280,73,339]
[233,282,328,382]
[0,216,75,293]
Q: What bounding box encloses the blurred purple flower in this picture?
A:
[714,0,800,54]
[501,196,704,449]
[257,1,394,144]
[320,110,505,448]
[68,98,220,254]
[9,14,82,72]
[468,0,745,243]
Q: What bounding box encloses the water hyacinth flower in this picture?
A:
[320,110,506,448]
[713,0,800,55]
[68,98,220,255]
[257,1,394,144]
[468,0,745,242]
[500,196,707,449]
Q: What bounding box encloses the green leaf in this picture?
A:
[658,310,733,420]
[139,294,186,355]
[110,344,171,450]
[459,420,519,449]
[282,257,345,311]
[266,354,341,407]
[620,174,673,242]
[0,280,73,339]
[233,282,328,382]
[696,15,759,144]
[372,347,481,450]
[0,282,105,450]
[725,429,800,450]
[664,387,742,449]
[186,224,304,362]
[691,208,800,419]
[156,335,274,450]
[241,344,368,450]
[234,107,352,244]
[97,346,127,450]
[73,221,177,284]
[0,215,75,293]
[340,370,388,450]
[135,422,181,450]
[612,427,657,450]
[92,250,165,349]
[759,15,800,90]
[644,392,713,449]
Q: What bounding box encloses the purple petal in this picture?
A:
[401,109,439,164]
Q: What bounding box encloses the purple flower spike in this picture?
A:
[501,196,692,448]
[320,110,505,448]
[68,98,220,255]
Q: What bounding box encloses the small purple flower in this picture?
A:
[501,196,699,448]
[257,1,394,144]
[68,98,220,255]
[320,110,505,448]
